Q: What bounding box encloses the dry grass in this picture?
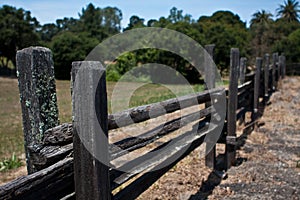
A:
[55,80,72,123]
[0,77,205,184]
[0,78,23,160]
[0,77,205,160]
[0,78,73,161]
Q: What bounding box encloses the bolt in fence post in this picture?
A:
[204,44,216,169]
[264,54,270,102]
[16,47,59,174]
[72,61,111,200]
[239,57,247,85]
[226,48,239,170]
[252,58,262,123]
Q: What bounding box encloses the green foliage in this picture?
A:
[1,2,300,80]
[78,4,122,40]
[274,28,300,62]
[120,8,207,83]
[108,48,204,83]
[106,67,121,82]
[113,52,137,75]
[124,15,146,30]
[286,28,300,62]
[39,23,60,42]
[276,0,300,22]
[273,19,300,40]
[250,10,274,57]
[39,3,123,79]
[50,31,99,79]
[249,0,300,61]
[198,11,250,74]
[0,153,22,172]
[0,5,40,68]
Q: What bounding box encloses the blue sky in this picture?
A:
[1,0,287,28]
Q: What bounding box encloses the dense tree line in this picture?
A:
[0,0,299,81]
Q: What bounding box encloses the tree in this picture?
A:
[274,28,300,63]
[198,11,250,74]
[250,10,274,56]
[39,23,60,42]
[102,6,123,34]
[122,8,205,83]
[147,19,158,27]
[0,5,40,68]
[56,17,79,32]
[124,15,145,30]
[51,31,99,79]
[154,17,170,27]
[271,0,300,55]
[276,0,300,22]
[79,3,122,40]
[168,7,184,23]
[285,28,300,62]
[251,10,273,26]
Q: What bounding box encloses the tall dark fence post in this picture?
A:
[264,54,270,102]
[16,47,59,174]
[252,58,262,122]
[282,55,286,78]
[238,57,247,125]
[279,55,285,80]
[204,44,216,169]
[72,61,111,200]
[272,53,277,91]
[226,48,239,170]
[276,53,280,83]
[239,57,247,85]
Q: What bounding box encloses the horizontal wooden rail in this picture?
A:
[31,106,215,169]
[108,87,225,130]
[110,106,215,159]
[113,125,210,200]
[0,158,74,200]
[111,119,219,191]
[238,80,253,93]
[31,143,73,170]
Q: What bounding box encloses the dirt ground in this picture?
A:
[1,76,300,199]
[139,76,300,199]
[0,162,27,186]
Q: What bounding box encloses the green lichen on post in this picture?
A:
[33,70,59,136]
[17,46,59,174]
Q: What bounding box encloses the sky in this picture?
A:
[1,0,288,28]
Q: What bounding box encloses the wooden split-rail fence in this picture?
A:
[0,46,286,199]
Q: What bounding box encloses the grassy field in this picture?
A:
[0,78,23,160]
[0,77,221,162]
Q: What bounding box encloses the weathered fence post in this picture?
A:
[238,57,247,125]
[16,47,59,174]
[272,53,277,91]
[279,55,285,80]
[239,57,247,85]
[72,61,111,200]
[226,48,239,170]
[252,57,262,122]
[276,53,280,84]
[204,44,216,169]
[282,55,286,79]
[264,54,270,102]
